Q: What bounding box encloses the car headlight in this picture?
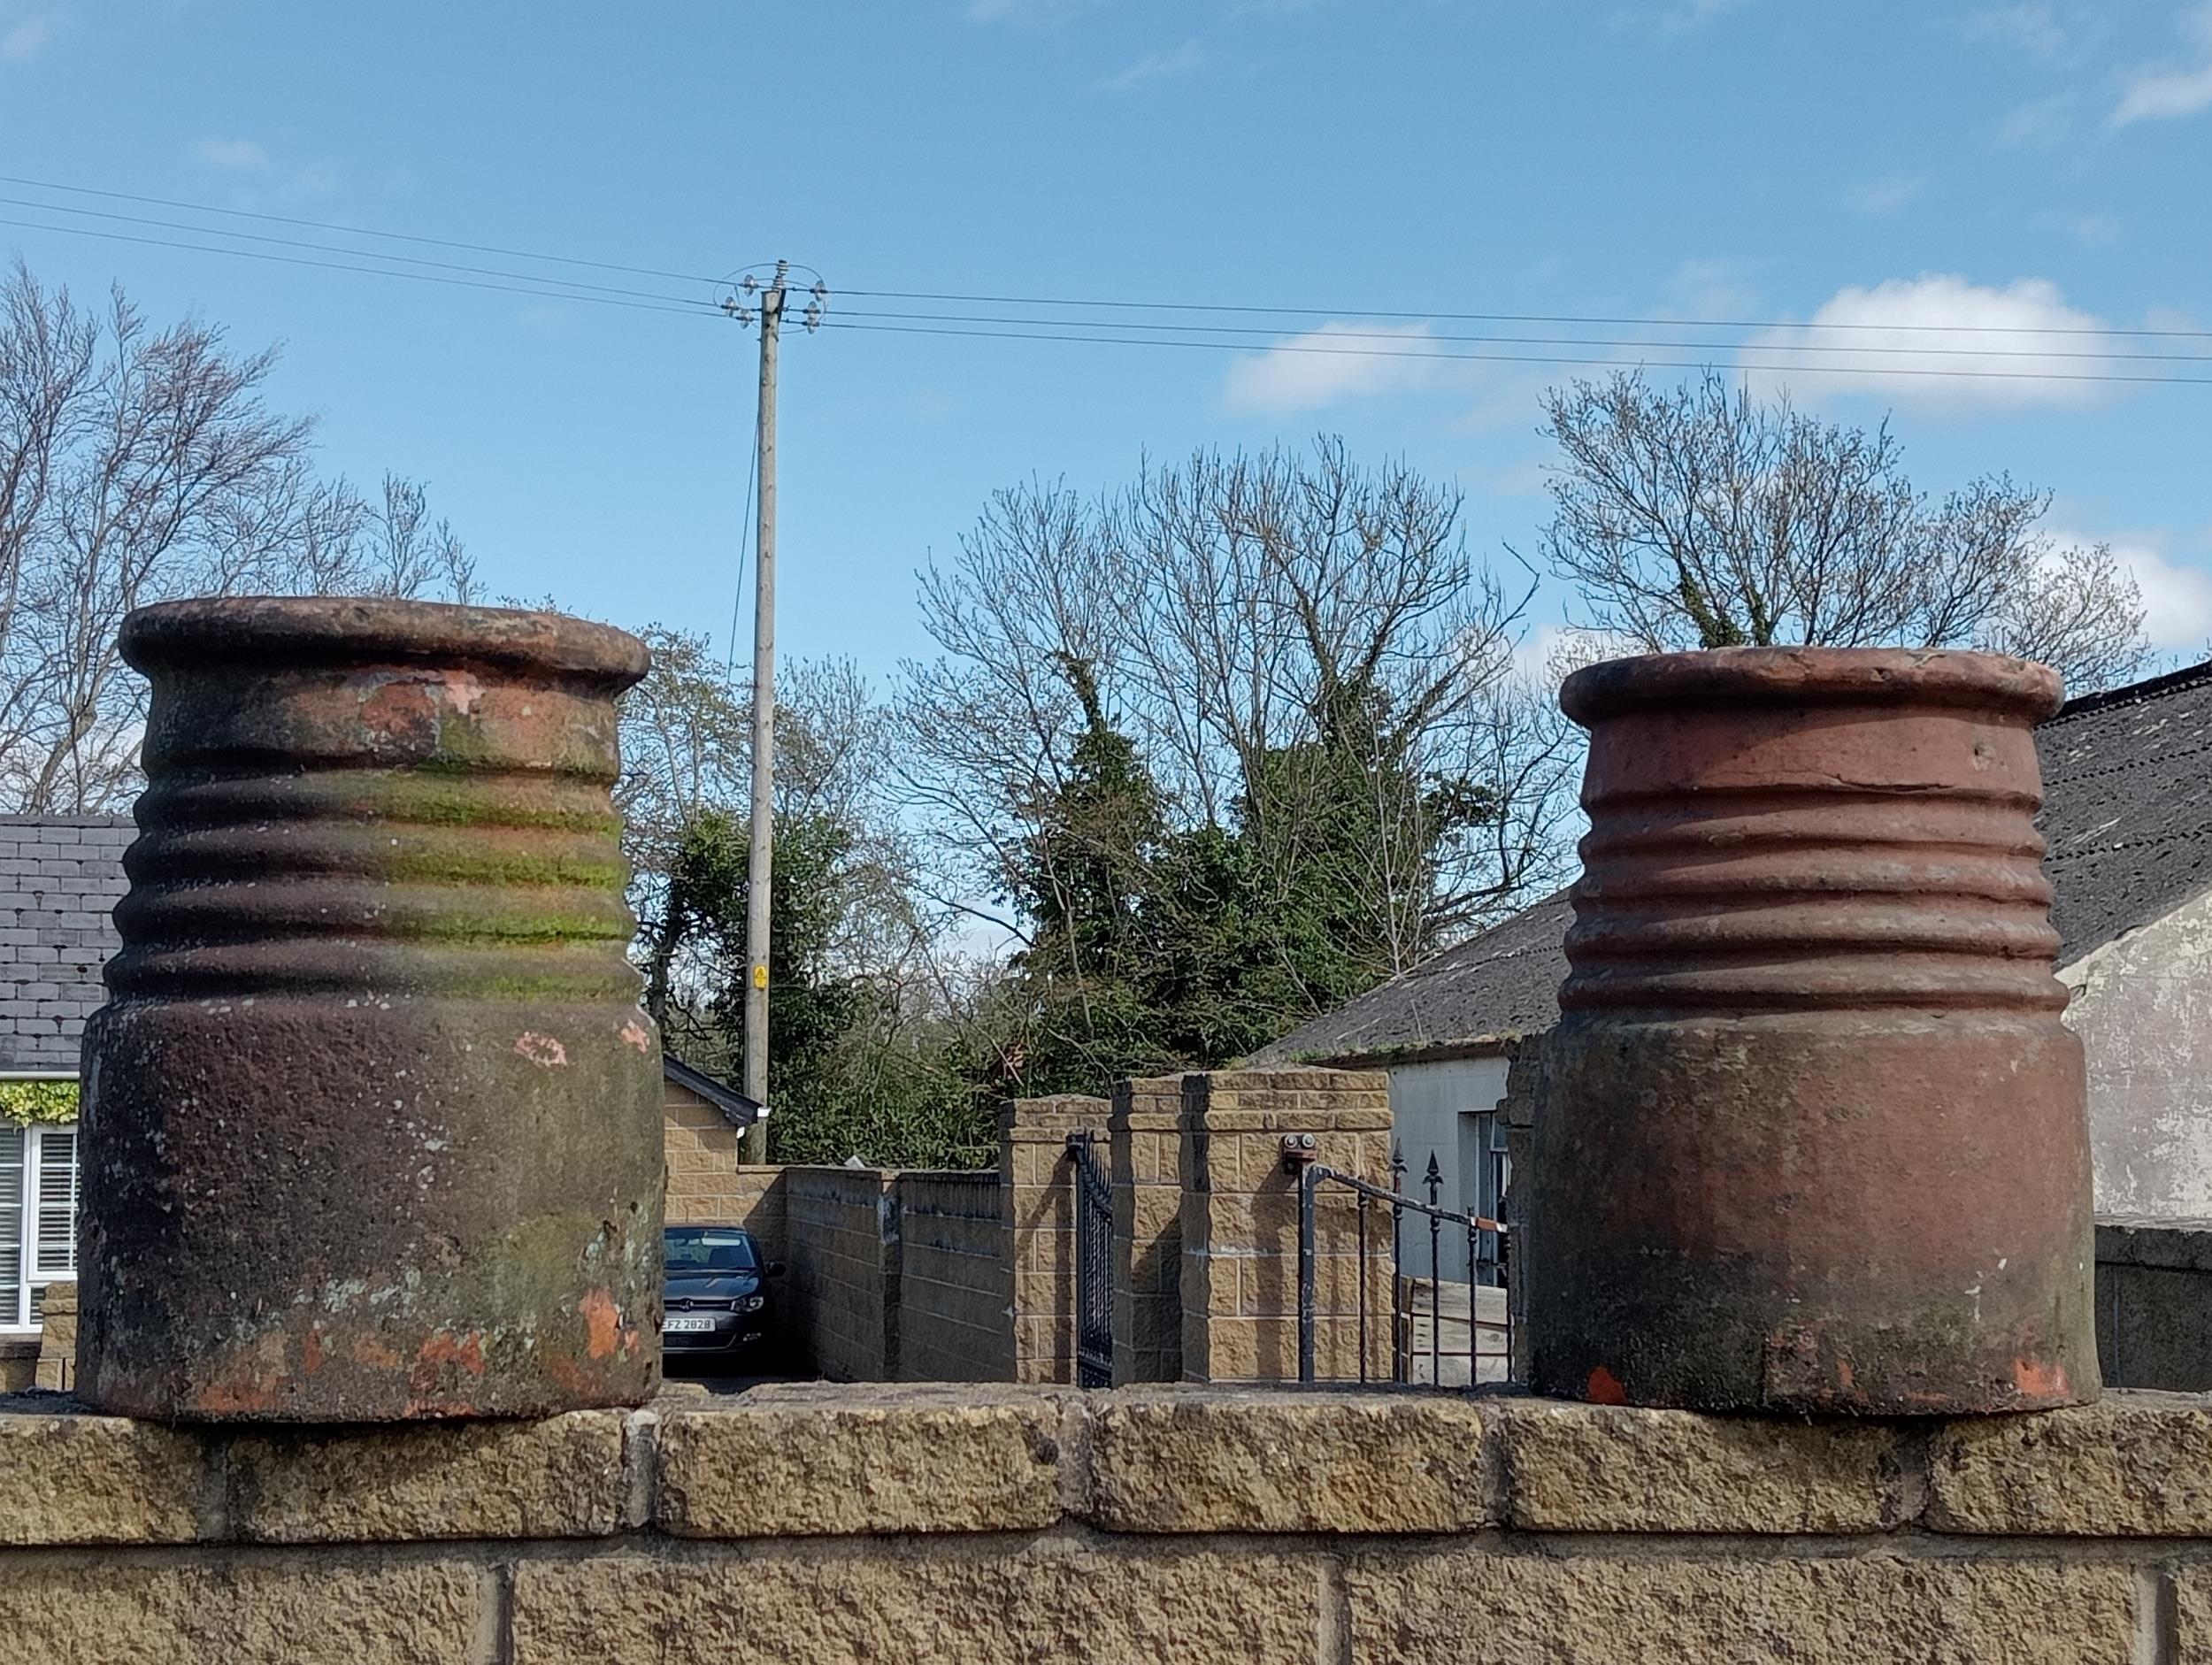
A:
[740,1294,766,1314]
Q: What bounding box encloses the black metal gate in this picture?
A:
[1068,1132,1113,1389]
[1290,1139,1511,1385]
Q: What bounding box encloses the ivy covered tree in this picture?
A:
[898,441,1583,1100]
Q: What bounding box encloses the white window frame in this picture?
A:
[1,1071,80,1335]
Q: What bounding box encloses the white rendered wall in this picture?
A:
[2063,889,2212,1222]
[1386,1053,1512,1282]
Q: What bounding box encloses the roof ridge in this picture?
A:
[2045,658,2212,727]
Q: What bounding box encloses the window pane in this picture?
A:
[0,1125,20,1327]
[35,1128,76,1278]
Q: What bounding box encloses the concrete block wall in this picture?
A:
[2097,1217,2212,1391]
[9,1384,2212,1661]
[893,1171,1012,1383]
[781,1167,900,1382]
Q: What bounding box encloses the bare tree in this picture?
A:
[899,440,1581,978]
[618,629,941,1047]
[0,261,475,811]
[1537,371,2148,694]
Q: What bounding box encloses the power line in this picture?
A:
[0,214,718,318]
[810,318,2212,387]
[5,209,2193,385]
[4,173,2210,387]
[841,287,2212,343]
[8,170,2205,347]
[726,397,762,676]
[829,305,2212,366]
[0,193,712,308]
[0,171,721,287]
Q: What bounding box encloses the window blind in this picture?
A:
[34,1127,76,1278]
[0,1125,21,1328]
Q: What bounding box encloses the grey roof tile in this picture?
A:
[0,815,130,1071]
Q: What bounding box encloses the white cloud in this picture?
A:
[1740,273,2118,410]
[1963,4,2067,59]
[1844,173,1926,218]
[1666,257,1762,321]
[1660,0,1753,34]
[965,0,1094,20]
[1512,624,1643,686]
[2097,537,2212,649]
[193,136,272,172]
[2037,209,2121,244]
[0,12,50,58]
[1097,38,1202,90]
[2115,3,2212,124]
[1995,90,2078,149]
[188,136,338,203]
[1222,321,1445,415]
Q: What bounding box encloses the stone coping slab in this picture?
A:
[6,1384,2212,1546]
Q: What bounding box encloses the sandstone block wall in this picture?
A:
[1179,1069,1393,1383]
[32,1279,73,1391]
[1002,1095,1110,1385]
[660,1083,747,1226]
[893,1170,1012,1383]
[1110,1075,1186,1385]
[8,1383,2212,1661]
[1496,1034,1546,1385]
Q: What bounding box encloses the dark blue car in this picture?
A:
[662,1225,782,1363]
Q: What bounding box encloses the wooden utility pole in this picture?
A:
[722,261,825,1162]
[739,261,786,1163]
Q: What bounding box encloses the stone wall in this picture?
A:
[1496,1033,1546,1384]
[892,1170,1012,1383]
[1110,1075,1185,1385]
[781,1166,901,1382]
[33,1279,73,1391]
[1179,1069,1393,1383]
[2098,1216,2212,1391]
[660,1078,747,1226]
[9,1382,2212,1661]
[1001,1095,1109,1385]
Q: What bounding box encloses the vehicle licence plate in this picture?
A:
[664,1314,717,1334]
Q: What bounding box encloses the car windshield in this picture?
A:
[664,1229,758,1273]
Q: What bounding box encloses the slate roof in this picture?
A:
[2035,660,2212,968]
[1257,658,2212,1065]
[0,816,134,1072]
[664,1055,764,1129]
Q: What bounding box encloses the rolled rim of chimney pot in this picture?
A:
[76,595,665,1423]
[119,595,652,683]
[1528,645,2100,1416]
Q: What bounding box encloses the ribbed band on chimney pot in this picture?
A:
[75,597,664,1423]
[1527,647,2100,1415]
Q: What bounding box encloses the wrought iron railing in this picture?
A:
[1067,1132,1114,1390]
[1287,1138,1511,1386]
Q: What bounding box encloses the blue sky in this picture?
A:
[0,0,2208,684]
